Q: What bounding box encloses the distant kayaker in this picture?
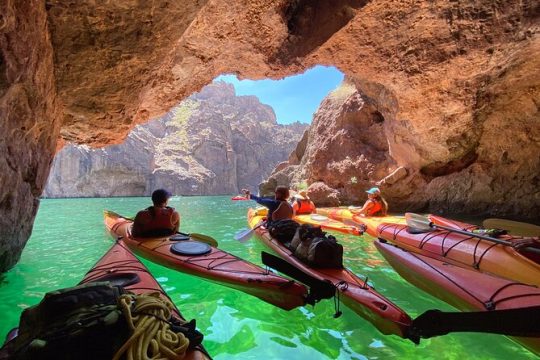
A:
[351,187,388,217]
[132,189,181,237]
[291,190,316,215]
[242,186,293,223]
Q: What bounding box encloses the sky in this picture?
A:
[215,66,344,124]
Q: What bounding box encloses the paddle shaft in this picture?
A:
[410,306,540,341]
[432,222,540,255]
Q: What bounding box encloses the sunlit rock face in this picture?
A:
[1,0,538,271]
[43,82,306,197]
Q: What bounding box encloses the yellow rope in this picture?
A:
[113,292,190,360]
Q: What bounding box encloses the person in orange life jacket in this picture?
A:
[291,190,316,215]
[132,189,181,237]
[242,186,293,224]
[351,187,388,217]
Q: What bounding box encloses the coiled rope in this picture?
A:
[113,292,190,360]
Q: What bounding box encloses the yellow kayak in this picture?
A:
[316,207,405,237]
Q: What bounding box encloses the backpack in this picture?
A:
[289,224,325,252]
[5,282,130,360]
[307,235,344,269]
[268,219,300,244]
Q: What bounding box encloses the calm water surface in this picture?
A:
[0,196,535,359]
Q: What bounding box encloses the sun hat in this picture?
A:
[366,187,381,195]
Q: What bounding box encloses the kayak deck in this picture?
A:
[104,210,308,311]
[375,240,540,356]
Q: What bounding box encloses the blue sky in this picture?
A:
[215,66,344,124]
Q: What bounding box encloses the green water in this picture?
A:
[0,196,535,359]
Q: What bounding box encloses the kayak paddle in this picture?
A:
[405,213,540,255]
[261,251,335,305]
[482,218,540,237]
[234,221,264,243]
[410,306,540,343]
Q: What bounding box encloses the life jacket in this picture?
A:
[272,200,293,221]
[367,199,384,216]
[293,199,315,215]
[137,206,176,237]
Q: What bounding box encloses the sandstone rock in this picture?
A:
[1,0,539,272]
[43,82,307,197]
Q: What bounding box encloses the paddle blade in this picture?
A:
[405,213,434,232]
[189,233,218,247]
[234,228,254,242]
[483,218,540,237]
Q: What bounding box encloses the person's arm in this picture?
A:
[171,211,180,233]
[353,200,373,216]
[131,211,146,237]
[242,189,277,209]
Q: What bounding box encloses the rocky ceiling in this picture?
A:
[0,0,538,271]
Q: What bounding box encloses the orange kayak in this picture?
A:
[247,208,412,338]
[375,240,540,356]
[104,210,308,311]
[318,208,540,287]
[253,207,363,236]
[82,240,210,360]
[316,207,406,237]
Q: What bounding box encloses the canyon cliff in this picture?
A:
[43,82,306,197]
[0,0,538,271]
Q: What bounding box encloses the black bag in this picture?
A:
[289,224,325,252]
[268,219,300,244]
[308,235,344,269]
[5,282,130,360]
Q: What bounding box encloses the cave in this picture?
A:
[0,1,538,274]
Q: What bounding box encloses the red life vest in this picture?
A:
[367,200,383,216]
[294,199,315,215]
[136,206,176,236]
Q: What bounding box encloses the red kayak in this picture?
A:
[248,208,412,338]
[82,240,210,360]
[375,240,540,356]
[104,210,308,311]
[231,196,249,201]
[374,215,540,287]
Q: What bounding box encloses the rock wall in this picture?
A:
[1,0,538,271]
[43,82,306,197]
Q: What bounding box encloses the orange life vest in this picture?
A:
[293,199,315,215]
[366,199,384,216]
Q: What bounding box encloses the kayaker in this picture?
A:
[291,190,316,215]
[242,186,293,224]
[351,187,388,217]
[132,189,181,237]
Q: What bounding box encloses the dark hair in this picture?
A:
[274,186,290,201]
[151,189,171,205]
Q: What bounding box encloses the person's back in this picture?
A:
[242,186,293,223]
[132,189,180,238]
[292,191,316,215]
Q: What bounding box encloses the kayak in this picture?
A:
[318,208,540,287]
[82,240,210,360]
[316,207,405,237]
[104,210,308,311]
[247,208,412,338]
[375,240,540,356]
[375,214,540,287]
[254,207,364,236]
[231,196,249,201]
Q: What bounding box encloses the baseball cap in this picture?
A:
[366,187,380,195]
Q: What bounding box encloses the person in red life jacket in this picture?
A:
[351,187,388,217]
[291,190,316,215]
[242,186,293,224]
[132,189,181,237]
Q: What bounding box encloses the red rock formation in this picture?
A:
[0,0,538,271]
